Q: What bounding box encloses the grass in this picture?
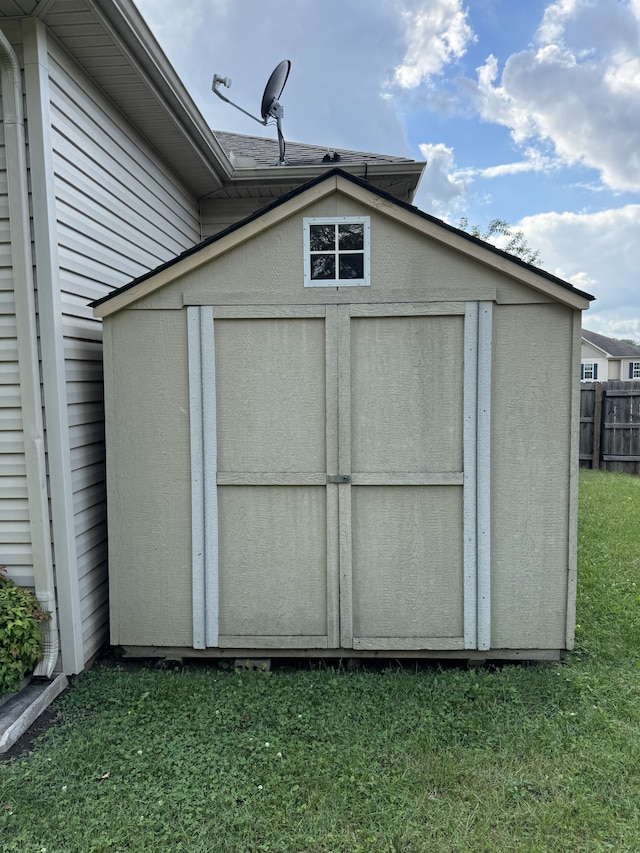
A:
[1,469,639,852]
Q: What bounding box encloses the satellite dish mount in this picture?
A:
[213,60,291,166]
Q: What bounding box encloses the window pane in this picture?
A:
[309,224,336,252]
[311,254,336,280]
[339,253,364,280]
[339,223,364,250]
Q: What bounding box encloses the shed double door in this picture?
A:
[188,301,489,651]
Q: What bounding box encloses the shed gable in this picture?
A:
[92,172,593,318]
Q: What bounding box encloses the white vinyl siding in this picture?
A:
[44,40,201,665]
[0,89,34,587]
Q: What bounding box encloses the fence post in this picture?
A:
[592,382,603,469]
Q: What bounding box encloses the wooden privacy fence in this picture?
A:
[580,381,640,474]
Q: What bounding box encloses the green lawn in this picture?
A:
[1,469,639,852]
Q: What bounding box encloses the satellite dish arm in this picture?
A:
[212,75,268,126]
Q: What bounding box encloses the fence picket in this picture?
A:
[579,380,640,474]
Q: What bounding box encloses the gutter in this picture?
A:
[223,161,426,204]
[88,0,233,186]
[0,28,59,678]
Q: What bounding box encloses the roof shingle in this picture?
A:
[214,130,419,169]
[582,329,640,357]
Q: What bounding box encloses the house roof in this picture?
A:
[215,130,418,169]
[0,1,424,203]
[92,168,595,318]
[582,329,640,358]
[210,131,426,204]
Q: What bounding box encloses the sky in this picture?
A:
[134,0,640,340]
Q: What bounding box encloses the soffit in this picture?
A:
[0,0,231,195]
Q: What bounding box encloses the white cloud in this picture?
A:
[466,0,640,192]
[392,0,475,88]
[416,142,470,216]
[135,0,412,156]
[516,205,640,335]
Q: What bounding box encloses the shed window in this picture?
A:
[303,217,370,287]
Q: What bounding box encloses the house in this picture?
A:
[92,169,593,661]
[581,329,640,381]
[0,0,424,677]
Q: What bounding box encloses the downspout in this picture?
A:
[0,28,59,677]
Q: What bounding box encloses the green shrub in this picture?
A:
[0,565,49,696]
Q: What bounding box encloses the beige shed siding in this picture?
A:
[491,302,574,648]
[105,188,582,654]
[136,200,551,314]
[45,39,201,662]
[105,310,193,647]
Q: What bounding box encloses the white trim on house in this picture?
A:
[0,23,59,676]
[23,16,84,673]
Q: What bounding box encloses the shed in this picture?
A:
[92,170,593,661]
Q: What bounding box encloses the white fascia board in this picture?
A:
[581,338,610,357]
[224,161,426,200]
[87,0,232,186]
[94,175,342,318]
[336,176,592,311]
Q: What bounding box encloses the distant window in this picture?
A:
[630,362,640,379]
[581,363,597,381]
[303,217,370,287]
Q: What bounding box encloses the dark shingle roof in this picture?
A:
[582,329,640,357]
[214,130,418,169]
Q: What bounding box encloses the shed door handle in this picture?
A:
[327,474,351,484]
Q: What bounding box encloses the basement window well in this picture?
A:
[303,217,370,286]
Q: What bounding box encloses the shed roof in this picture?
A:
[582,329,640,357]
[92,169,595,317]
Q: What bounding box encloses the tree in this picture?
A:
[458,217,542,266]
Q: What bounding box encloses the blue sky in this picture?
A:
[135,0,640,339]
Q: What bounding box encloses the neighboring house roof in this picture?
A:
[92,168,595,317]
[582,329,640,358]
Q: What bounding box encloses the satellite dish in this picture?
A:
[261,60,290,121]
[213,60,291,166]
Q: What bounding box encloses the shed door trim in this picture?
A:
[188,306,219,649]
[463,301,492,650]
[477,301,493,651]
[188,301,492,651]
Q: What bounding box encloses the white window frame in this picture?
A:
[303,216,370,287]
[582,362,596,380]
[632,361,640,379]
